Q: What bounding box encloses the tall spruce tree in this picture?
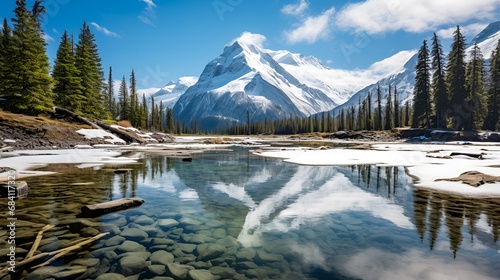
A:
[377,84,382,130]
[0,18,13,98]
[166,107,175,133]
[465,43,486,130]
[394,86,400,128]
[52,30,85,113]
[431,33,448,129]
[75,21,105,118]
[484,39,500,130]
[385,85,393,130]
[141,93,148,129]
[412,40,431,128]
[367,92,372,130]
[107,66,116,118]
[129,69,138,126]
[3,0,53,114]
[446,26,467,130]
[118,76,129,120]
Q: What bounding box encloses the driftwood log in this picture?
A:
[95,120,147,144]
[435,171,500,187]
[81,198,145,216]
[449,152,484,159]
[53,106,101,129]
[0,181,28,198]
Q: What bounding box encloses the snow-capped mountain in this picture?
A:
[146,76,198,110]
[173,41,341,129]
[330,21,500,117]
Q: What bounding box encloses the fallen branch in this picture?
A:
[95,121,147,144]
[53,107,101,129]
[0,230,108,278]
[81,197,145,216]
[26,225,55,259]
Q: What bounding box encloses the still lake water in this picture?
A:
[1,146,500,280]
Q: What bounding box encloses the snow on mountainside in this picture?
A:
[173,40,340,129]
[171,35,413,129]
[329,21,500,118]
[146,76,198,110]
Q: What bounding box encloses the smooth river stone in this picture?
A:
[235,248,256,262]
[105,236,126,247]
[255,250,284,263]
[119,228,148,241]
[116,240,146,254]
[158,219,180,229]
[208,266,236,279]
[196,244,225,262]
[166,263,194,279]
[133,215,155,225]
[150,250,175,265]
[118,256,146,276]
[148,264,167,275]
[187,269,215,280]
[151,238,175,246]
[95,273,126,280]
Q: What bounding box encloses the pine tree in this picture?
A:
[141,94,147,129]
[106,66,116,118]
[385,85,393,130]
[0,18,13,98]
[118,76,129,120]
[465,43,486,130]
[52,30,85,113]
[150,96,156,130]
[75,21,105,118]
[412,40,431,128]
[377,84,382,130]
[404,100,411,126]
[394,86,400,128]
[484,39,500,130]
[159,101,164,131]
[129,69,138,126]
[431,33,448,129]
[3,0,53,114]
[446,26,467,130]
[166,107,175,133]
[367,92,372,130]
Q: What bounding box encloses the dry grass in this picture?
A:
[117,120,132,127]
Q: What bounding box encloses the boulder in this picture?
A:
[81,198,145,216]
[166,263,193,279]
[115,240,146,254]
[120,228,148,241]
[118,256,146,276]
[187,269,215,280]
[0,181,28,198]
[196,244,225,261]
[150,250,175,265]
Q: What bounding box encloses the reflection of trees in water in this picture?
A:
[348,165,500,256]
[411,190,500,257]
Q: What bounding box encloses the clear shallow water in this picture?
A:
[1,146,500,280]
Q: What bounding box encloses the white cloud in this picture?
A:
[231,32,267,48]
[42,33,54,42]
[285,7,335,44]
[281,0,309,16]
[436,23,489,39]
[89,22,120,38]
[336,0,500,34]
[139,0,157,26]
[139,0,156,10]
[138,15,156,27]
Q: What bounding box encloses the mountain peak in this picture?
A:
[471,21,500,45]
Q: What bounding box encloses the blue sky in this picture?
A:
[1,0,500,89]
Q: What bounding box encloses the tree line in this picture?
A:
[412,26,500,131]
[0,0,179,134]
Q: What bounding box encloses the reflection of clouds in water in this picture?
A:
[179,188,199,201]
[342,248,498,280]
[276,174,414,229]
[238,166,331,246]
[238,168,414,246]
[247,167,273,184]
[212,183,256,208]
[290,242,329,271]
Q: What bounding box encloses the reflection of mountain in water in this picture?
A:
[117,148,500,259]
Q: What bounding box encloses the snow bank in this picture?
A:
[0,149,137,181]
[255,143,500,198]
[76,128,126,144]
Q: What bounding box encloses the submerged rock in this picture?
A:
[116,240,146,254]
[95,273,126,280]
[158,219,180,229]
[0,181,28,198]
[119,228,148,241]
[196,244,225,261]
[187,269,215,280]
[118,256,147,276]
[150,250,175,265]
[166,263,194,279]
